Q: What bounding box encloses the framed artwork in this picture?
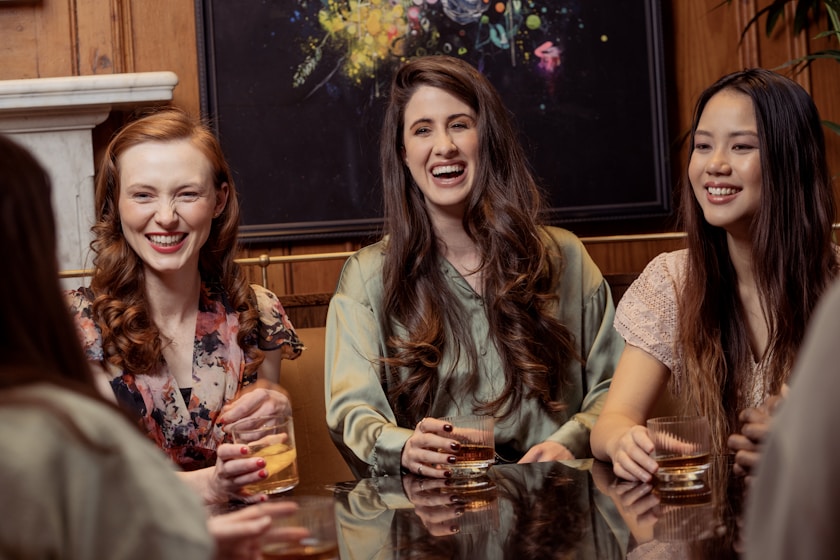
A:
[198,0,670,242]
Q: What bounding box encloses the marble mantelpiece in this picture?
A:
[0,72,178,283]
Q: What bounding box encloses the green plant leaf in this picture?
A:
[822,120,840,136]
[775,48,840,72]
[813,29,840,38]
[735,2,785,42]
[793,0,818,34]
[766,2,789,36]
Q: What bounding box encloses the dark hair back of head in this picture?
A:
[0,135,95,392]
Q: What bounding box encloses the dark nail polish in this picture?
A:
[450,442,461,451]
[450,525,460,533]
[447,456,457,464]
[444,470,452,478]
[454,507,465,516]
[256,458,266,468]
[450,495,467,504]
[443,424,453,432]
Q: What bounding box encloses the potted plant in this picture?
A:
[727,0,840,134]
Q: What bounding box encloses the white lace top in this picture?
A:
[614,250,766,408]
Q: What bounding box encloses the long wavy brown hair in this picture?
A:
[89,108,262,377]
[0,134,103,403]
[678,69,838,453]
[379,56,579,426]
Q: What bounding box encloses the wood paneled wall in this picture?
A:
[3,0,838,304]
[0,0,200,113]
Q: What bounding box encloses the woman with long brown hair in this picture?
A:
[66,108,303,501]
[325,55,623,479]
[591,68,839,481]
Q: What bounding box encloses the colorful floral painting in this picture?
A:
[203,0,670,239]
[292,1,584,91]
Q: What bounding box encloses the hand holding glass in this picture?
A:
[647,416,711,487]
[442,414,495,478]
[228,414,299,495]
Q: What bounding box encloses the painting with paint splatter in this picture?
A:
[202,0,670,240]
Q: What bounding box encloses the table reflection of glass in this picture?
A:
[333,461,627,559]
[332,457,746,559]
[590,456,745,560]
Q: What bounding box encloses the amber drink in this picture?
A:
[228,415,299,495]
[647,416,712,488]
[442,414,495,478]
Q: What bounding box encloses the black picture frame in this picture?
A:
[197,1,670,243]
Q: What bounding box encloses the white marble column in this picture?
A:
[0,72,178,285]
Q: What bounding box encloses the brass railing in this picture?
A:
[58,251,353,288]
[59,226,839,286]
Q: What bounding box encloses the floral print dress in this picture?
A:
[66,282,303,471]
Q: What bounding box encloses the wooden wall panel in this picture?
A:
[584,238,686,276]
[670,0,742,131]
[288,242,358,294]
[0,8,40,78]
[0,0,201,114]
[74,0,119,75]
[808,42,840,210]
[124,0,200,116]
[0,1,74,78]
[237,241,361,295]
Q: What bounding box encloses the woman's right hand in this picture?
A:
[400,417,462,479]
[203,442,271,504]
[608,424,659,483]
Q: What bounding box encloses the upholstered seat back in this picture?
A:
[281,327,354,486]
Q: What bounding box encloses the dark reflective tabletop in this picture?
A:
[330,457,746,559]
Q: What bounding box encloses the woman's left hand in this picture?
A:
[218,381,292,426]
[727,390,786,481]
[518,441,574,463]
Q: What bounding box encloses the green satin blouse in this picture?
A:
[325,226,624,478]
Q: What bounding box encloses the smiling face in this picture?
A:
[402,85,480,224]
[117,139,227,278]
[688,89,762,239]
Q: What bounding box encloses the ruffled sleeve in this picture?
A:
[251,284,304,360]
[614,251,686,383]
[64,287,105,362]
